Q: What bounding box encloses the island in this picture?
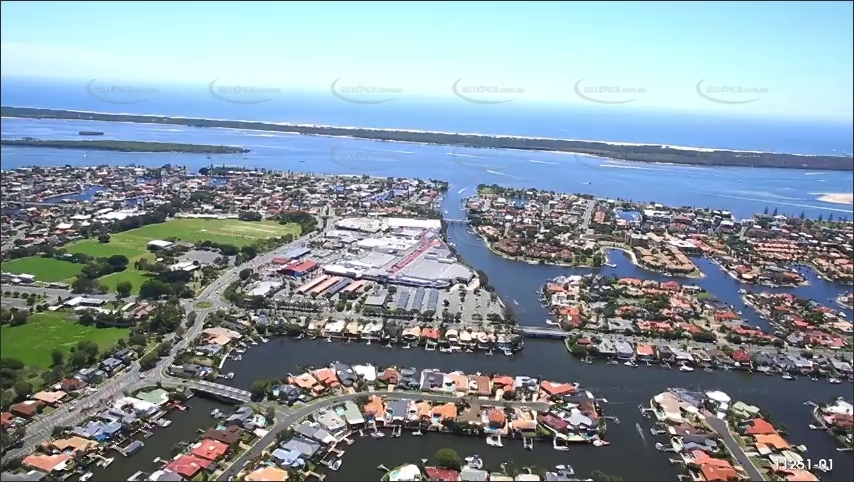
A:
[1,138,249,154]
[78,130,104,136]
[3,105,852,171]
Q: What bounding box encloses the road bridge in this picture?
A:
[160,379,252,403]
[443,218,470,225]
[518,325,571,339]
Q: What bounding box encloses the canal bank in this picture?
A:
[220,337,852,481]
[86,396,234,482]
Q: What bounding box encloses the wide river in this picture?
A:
[2,118,852,480]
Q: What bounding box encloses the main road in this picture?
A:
[218,392,550,481]
[4,228,318,461]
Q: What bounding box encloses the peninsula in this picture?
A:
[3,105,852,171]
[1,138,249,154]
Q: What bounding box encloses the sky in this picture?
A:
[1,1,852,121]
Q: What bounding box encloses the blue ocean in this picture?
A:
[1,77,852,220]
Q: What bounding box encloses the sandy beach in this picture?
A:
[816,192,854,204]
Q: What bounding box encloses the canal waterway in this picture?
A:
[2,118,851,478]
[85,396,234,482]
[221,337,853,481]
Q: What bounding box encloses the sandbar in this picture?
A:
[816,193,854,205]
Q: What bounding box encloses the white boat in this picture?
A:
[403,344,411,349]
[607,359,619,365]
[503,349,513,356]
[80,473,93,481]
[604,262,617,268]
[485,350,493,356]
[370,431,385,439]
[782,374,794,380]
[412,430,423,436]
[464,456,484,470]
[439,347,452,353]
[829,378,842,384]
[465,348,474,353]
[679,365,694,372]
[554,465,575,476]
[552,439,569,451]
[624,360,637,368]
[328,458,343,471]
[738,289,747,294]
[487,435,504,447]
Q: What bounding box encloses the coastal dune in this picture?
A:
[816,193,854,205]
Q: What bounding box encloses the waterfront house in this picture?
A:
[345,321,362,338]
[681,434,719,453]
[22,454,71,474]
[671,347,694,363]
[422,327,440,344]
[225,406,254,429]
[446,373,468,393]
[73,420,122,441]
[400,368,422,390]
[274,384,302,404]
[595,339,616,358]
[432,403,458,423]
[314,408,347,435]
[271,447,306,469]
[314,368,341,390]
[169,363,205,379]
[246,466,290,482]
[165,454,212,479]
[614,341,634,360]
[279,437,322,460]
[353,364,377,383]
[363,396,386,423]
[402,326,422,344]
[52,435,99,455]
[332,362,357,386]
[289,373,322,396]
[203,425,242,446]
[339,401,365,427]
[306,319,326,336]
[492,376,515,397]
[379,367,401,385]
[538,413,569,433]
[323,319,346,337]
[730,401,762,421]
[386,399,409,424]
[539,381,576,399]
[636,344,656,362]
[361,320,384,339]
[830,358,853,375]
[295,423,336,445]
[190,439,230,462]
[196,343,223,357]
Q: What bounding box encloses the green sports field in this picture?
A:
[0,312,129,369]
[1,256,83,282]
[65,218,301,259]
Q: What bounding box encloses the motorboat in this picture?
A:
[439,347,452,353]
[593,439,610,447]
[503,349,513,356]
[465,348,474,353]
[412,430,423,436]
[487,435,503,447]
[624,360,638,368]
[80,473,93,482]
[210,409,223,418]
[485,350,493,356]
[679,365,694,372]
[403,344,412,349]
[554,465,575,476]
[464,456,484,470]
[829,377,842,384]
[328,458,343,471]
[607,359,619,365]
[782,374,794,380]
[704,367,714,373]
[370,431,385,439]
[738,289,747,294]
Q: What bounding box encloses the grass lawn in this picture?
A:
[99,269,152,295]
[66,219,300,258]
[0,312,129,369]
[1,256,83,282]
